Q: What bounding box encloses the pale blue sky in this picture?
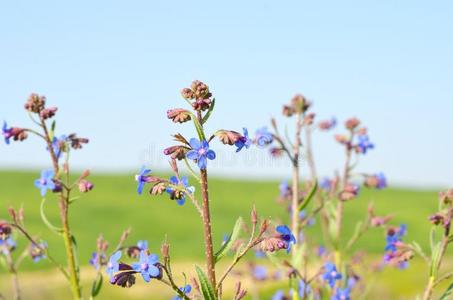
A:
[1,1,452,187]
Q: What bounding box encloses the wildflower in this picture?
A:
[0,221,12,240]
[320,177,333,192]
[167,108,191,123]
[192,99,212,111]
[299,280,312,298]
[303,113,316,125]
[331,288,351,300]
[173,285,192,300]
[24,93,46,113]
[276,225,296,253]
[0,237,16,255]
[272,291,287,300]
[279,181,291,199]
[164,145,190,161]
[385,225,406,252]
[49,135,67,159]
[181,88,194,100]
[127,240,149,258]
[29,241,47,262]
[270,147,284,158]
[186,138,216,170]
[345,117,360,130]
[319,117,337,131]
[339,183,360,201]
[132,251,160,283]
[356,135,374,154]
[67,133,89,150]
[40,107,58,120]
[191,80,212,100]
[365,173,387,189]
[254,127,273,147]
[89,252,106,270]
[135,167,152,195]
[110,263,137,288]
[252,265,267,281]
[78,179,94,193]
[235,128,253,152]
[322,262,342,288]
[34,170,56,197]
[2,121,27,144]
[216,130,242,146]
[106,251,122,282]
[291,94,311,114]
[166,176,194,206]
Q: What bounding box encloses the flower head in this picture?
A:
[2,121,27,144]
[132,251,160,283]
[173,285,192,300]
[106,251,122,282]
[319,117,337,131]
[385,224,407,252]
[29,241,47,262]
[166,176,194,206]
[49,135,67,160]
[235,128,253,152]
[356,135,374,154]
[186,138,216,170]
[365,173,387,189]
[331,287,351,300]
[0,237,16,255]
[89,252,106,270]
[254,127,273,147]
[276,225,296,253]
[135,167,152,195]
[322,262,342,288]
[2,121,13,144]
[34,170,56,197]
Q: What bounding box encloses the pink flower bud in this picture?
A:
[78,180,94,193]
[167,108,191,123]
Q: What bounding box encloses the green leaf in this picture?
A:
[411,242,428,260]
[214,217,243,264]
[49,120,56,140]
[91,273,103,298]
[430,242,442,277]
[40,198,64,235]
[188,112,206,141]
[202,98,215,124]
[195,266,217,300]
[298,179,318,212]
[439,282,453,300]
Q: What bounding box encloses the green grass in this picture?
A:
[0,170,446,299]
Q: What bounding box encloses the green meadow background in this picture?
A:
[0,170,449,299]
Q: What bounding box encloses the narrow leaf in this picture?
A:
[298,179,318,212]
[202,98,216,124]
[195,266,217,300]
[91,273,103,298]
[215,217,243,264]
[439,282,453,300]
[40,198,63,234]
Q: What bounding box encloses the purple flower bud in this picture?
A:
[181,88,194,100]
[345,117,360,130]
[216,130,243,146]
[164,145,190,161]
[67,133,89,150]
[167,108,192,123]
[24,93,46,113]
[78,179,94,193]
[40,107,58,120]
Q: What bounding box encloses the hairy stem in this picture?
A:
[5,252,20,300]
[291,113,302,257]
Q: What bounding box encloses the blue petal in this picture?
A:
[207,150,216,160]
[148,265,160,277]
[141,272,151,283]
[137,181,145,195]
[186,150,199,160]
[147,254,159,264]
[198,156,207,170]
[40,187,48,197]
[111,251,122,262]
[181,177,189,187]
[189,138,201,150]
[169,176,179,185]
[276,225,290,235]
[177,198,186,206]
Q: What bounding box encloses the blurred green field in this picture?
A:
[0,170,448,299]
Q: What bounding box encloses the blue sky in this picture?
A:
[1,1,452,187]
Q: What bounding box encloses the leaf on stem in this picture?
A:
[195,266,217,300]
[215,217,243,264]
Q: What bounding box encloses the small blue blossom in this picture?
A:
[356,135,374,154]
[166,176,195,206]
[272,291,285,300]
[385,224,407,252]
[137,240,148,251]
[252,265,267,281]
[172,285,192,300]
[254,127,273,147]
[2,121,13,144]
[375,173,387,189]
[279,181,291,198]
[320,177,332,191]
[49,135,67,160]
[186,138,216,170]
[135,166,152,195]
[254,249,266,258]
[89,252,105,270]
[30,241,47,262]
[235,128,253,152]
[276,225,296,253]
[132,251,160,283]
[299,280,312,298]
[0,237,16,255]
[34,170,56,197]
[331,287,351,300]
[322,262,342,288]
[106,251,122,282]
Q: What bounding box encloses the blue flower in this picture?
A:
[235,128,252,152]
[356,135,374,154]
[276,225,296,253]
[137,240,148,251]
[89,252,105,270]
[272,291,285,300]
[34,170,56,197]
[252,265,267,281]
[135,166,152,195]
[2,121,12,145]
[331,287,351,300]
[385,224,406,252]
[322,262,342,288]
[172,285,192,300]
[0,237,16,255]
[320,177,332,191]
[299,280,312,298]
[254,127,273,147]
[132,251,160,283]
[279,181,291,198]
[106,251,122,282]
[186,138,216,170]
[375,173,387,189]
[30,241,47,262]
[166,176,195,206]
[49,135,67,160]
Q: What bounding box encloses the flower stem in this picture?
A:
[291,113,303,259]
